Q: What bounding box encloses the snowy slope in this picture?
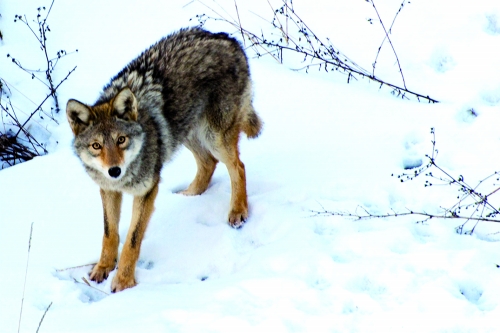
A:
[1,0,500,332]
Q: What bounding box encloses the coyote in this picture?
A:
[66,28,262,292]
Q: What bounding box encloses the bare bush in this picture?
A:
[0,0,77,169]
[311,128,500,234]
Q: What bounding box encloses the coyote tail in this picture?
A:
[241,81,263,139]
[243,105,263,139]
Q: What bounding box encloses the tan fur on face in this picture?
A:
[100,138,125,169]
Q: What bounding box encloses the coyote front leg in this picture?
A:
[90,189,122,283]
[111,181,159,293]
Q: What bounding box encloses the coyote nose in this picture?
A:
[108,166,121,178]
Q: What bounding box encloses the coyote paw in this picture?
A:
[89,263,115,283]
[178,188,200,196]
[228,209,247,229]
[111,274,136,293]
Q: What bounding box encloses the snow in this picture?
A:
[1,0,500,332]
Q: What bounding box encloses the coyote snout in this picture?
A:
[108,166,121,178]
[67,27,262,292]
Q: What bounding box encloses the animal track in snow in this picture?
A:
[485,13,500,35]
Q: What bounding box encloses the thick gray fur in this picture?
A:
[72,27,262,196]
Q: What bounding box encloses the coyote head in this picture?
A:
[66,88,144,181]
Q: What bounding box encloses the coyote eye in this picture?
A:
[91,142,101,150]
[117,136,126,145]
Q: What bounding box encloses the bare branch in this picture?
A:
[311,207,500,224]
[316,129,500,235]
[192,0,438,103]
[371,0,408,84]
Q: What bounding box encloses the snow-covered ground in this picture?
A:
[2,0,500,332]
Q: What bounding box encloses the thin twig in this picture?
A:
[369,0,406,89]
[196,0,281,63]
[36,302,53,333]
[1,78,57,124]
[14,66,75,138]
[311,207,500,224]
[234,1,245,46]
[486,186,500,197]
[72,277,110,296]
[18,222,34,333]
[55,263,96,272]
[372,0,407,77]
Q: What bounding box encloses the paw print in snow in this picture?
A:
[485,13,500,35]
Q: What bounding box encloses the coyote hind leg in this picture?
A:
[216,131,248,228]
[180,139,219,196]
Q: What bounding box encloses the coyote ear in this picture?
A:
[66,99,93,136]
[113,88,138,122]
